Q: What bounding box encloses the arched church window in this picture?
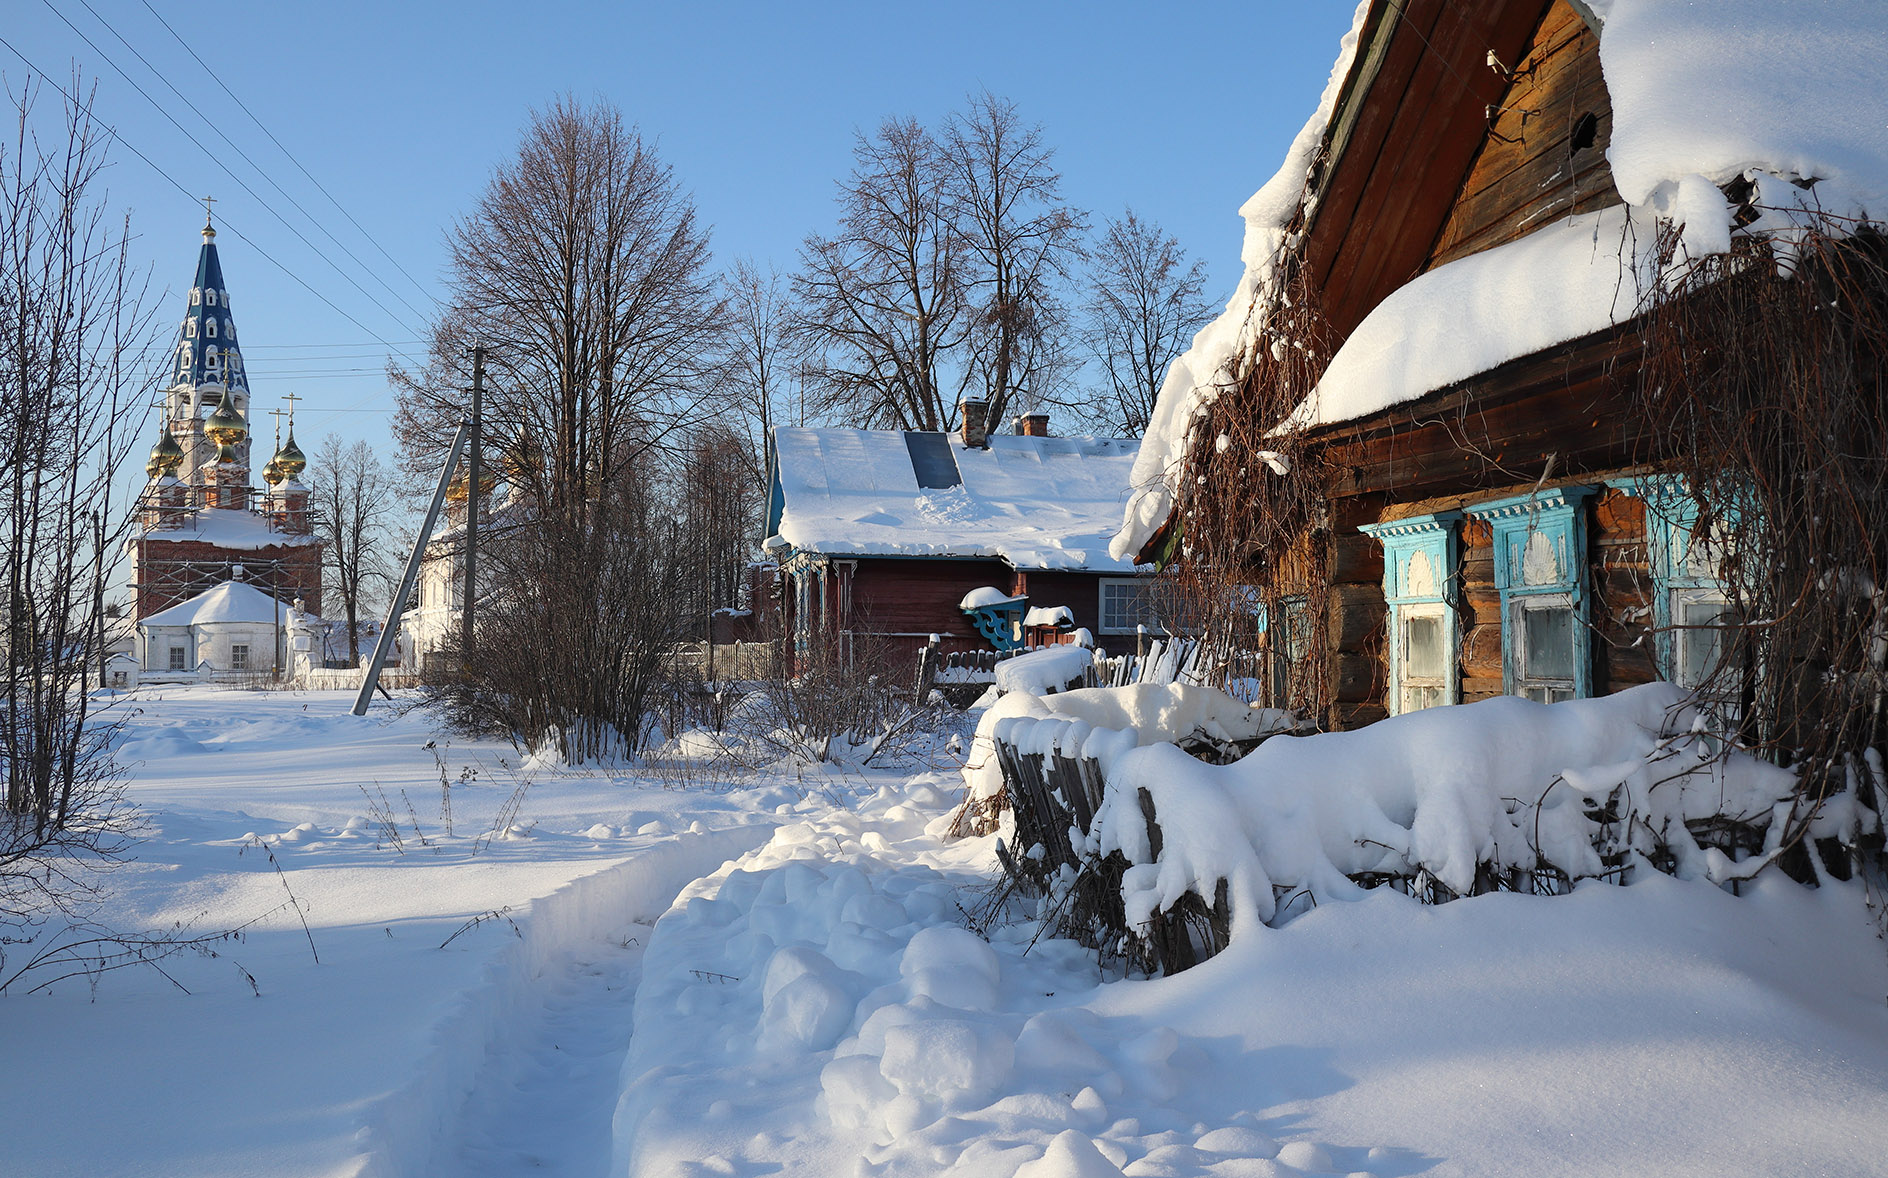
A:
[206,289,217,307]
[186,319,197,337]
[190,288,200,306]
[206,319,217,338]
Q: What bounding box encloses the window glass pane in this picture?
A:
[1523,603,1574,679]
[1405,613,1444,680]
[1406,684,1442,711]
[1679,597,1730,686]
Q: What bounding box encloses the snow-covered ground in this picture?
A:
[4,685,1888,1177]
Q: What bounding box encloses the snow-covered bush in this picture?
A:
[951,681,1299,837]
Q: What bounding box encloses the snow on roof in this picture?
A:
[140,507,318,550]
[1115,0,1888,557]
[141,580,303,628]
[1287,205,1658,430]
[1597,0,1888,241]
[772,427,1143,572]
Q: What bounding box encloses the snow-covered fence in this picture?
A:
[987,683,1873,976]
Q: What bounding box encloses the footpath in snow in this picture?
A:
[4,684,1888,1177]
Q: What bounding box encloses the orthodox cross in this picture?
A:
[268,407,287,450]
[201,194,215,223]
[281,391,301,429]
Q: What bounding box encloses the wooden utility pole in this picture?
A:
[462,344,484,670]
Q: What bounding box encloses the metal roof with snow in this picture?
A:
[140,580,301,628]
[767,427,1144,572]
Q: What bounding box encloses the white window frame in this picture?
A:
[1510,591,1578,703]
[206,318,217,338]
[229,643,250,670]
[1398,601,1451,712]
[1097,577,1158,635]
[168,646,186,671]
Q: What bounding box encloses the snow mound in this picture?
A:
[994,646,1095,697]
[1085,684,1805,928]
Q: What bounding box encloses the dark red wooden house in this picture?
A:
[765,404,1158,675]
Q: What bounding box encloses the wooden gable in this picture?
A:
[1301,0,1619,341]
[1425,0,1620,270]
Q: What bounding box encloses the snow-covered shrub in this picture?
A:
[722,635,944,770]
[951,681,1299,837]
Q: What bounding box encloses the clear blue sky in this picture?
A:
[6,0,1358,455]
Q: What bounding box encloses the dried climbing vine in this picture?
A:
[1161,256,1339,720]
[1635,211,1888,866]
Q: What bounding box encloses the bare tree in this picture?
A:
[943,92,1086,427]
[393,97,727,504]
[794,117,970,431]
[391,97,726,760]
[2,77,158,925]
[720,258,801,488]
[675,425,759,626]
[1079,209,1215,435]
[310,435,398,665]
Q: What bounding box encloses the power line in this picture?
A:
[0,33,424,368]
[136,0,442,316]
[39,0,432,342]
[76,0,440,331]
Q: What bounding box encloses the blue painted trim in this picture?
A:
[1613,474,1737,682]
[1465,486,1596,698]
[1361,511,1463,712]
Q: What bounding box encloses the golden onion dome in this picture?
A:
[273,430,307,481]
[262,457,285,486]
[204,393,248,461]
[444,470,498,503]
[147,424,185,479]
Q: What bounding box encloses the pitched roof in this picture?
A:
[768,427,1143,572]
[1115,0,1888,559]
[141,580,299,628]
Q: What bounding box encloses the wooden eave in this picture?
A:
[1310,316,1650,501]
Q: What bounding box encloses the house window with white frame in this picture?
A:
[230,644,250,670]
[1098,577,1159,635]
[1361,510,1462,714]
[168,646,186,671]
[1465,487,1596,704]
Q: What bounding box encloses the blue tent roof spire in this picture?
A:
[164,208,248,403]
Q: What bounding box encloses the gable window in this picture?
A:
[1098,578,1158,635]
[206,318,217,338]
[168,646,186,671]
[229,643,250,670]
[190,288,200,306]
[186,318,197,338]
[1361,511,1462,714]
[1465,487,1596,704]
[206,289,217,307]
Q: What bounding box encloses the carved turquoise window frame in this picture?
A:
[1359,510,1462,714]
[1613,474,1737,687]
[1465,486,1596,701]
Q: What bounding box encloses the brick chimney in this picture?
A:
[1015,413,1050,437]
[959,398,988,449]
